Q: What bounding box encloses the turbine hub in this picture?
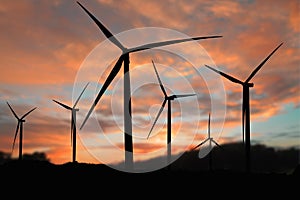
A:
[123,47,130,54]
[166,96,175,100]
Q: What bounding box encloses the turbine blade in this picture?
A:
[80,55,124,130]
[77,1,125,51]
[73,82,90,108]
[6,102,19,120]
[211,139,223,150]
[193,138,210,150]
[204,65,244,85]
[192,143,201,150]
[12,122,20,153]
[174,94,196,98]
[129,36,222,53]
[152,60,167,97]
[147,99,167,139]
[245,43,283,83]
[21,107,37,119]
[53,100,72,110]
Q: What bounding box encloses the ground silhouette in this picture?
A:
[0,142,299,180]
[0,145,298,195]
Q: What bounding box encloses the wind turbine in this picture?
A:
[6,101,37,161]
[204,42,283,173]
[193,113,222,172]
[147,60,196,169]
[53,82,89,163]
[77,1,222,170]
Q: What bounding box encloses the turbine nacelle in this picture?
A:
[166,96,175,100]
[244,82,254,87]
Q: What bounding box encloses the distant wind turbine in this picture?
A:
[204,42,283,173]
[7,101,37,161]
[53,82,89,163]
[193,113,222,172]
[147,60,196,168]
[77,1,222,170]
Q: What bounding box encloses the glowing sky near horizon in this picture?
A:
[0,0,299,165]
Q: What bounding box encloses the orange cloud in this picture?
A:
[209,1,242,18]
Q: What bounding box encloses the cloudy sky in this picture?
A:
[0,0,299,166]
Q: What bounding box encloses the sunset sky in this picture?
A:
[0,0,299,167]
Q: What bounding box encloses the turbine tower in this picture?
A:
[147,60,196,169]
[7,101,37,161]
[77,1,222,170]
[53,82,89,163]
[204,42,283,173]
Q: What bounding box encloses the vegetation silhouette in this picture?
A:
[0,143,298,182]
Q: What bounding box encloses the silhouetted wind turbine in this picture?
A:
[193,113,222,172]
[53,82,89,163]
[6,101,37,161]
[204,42,283,173]
[147,60,196,168]
[77,1,222,170]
